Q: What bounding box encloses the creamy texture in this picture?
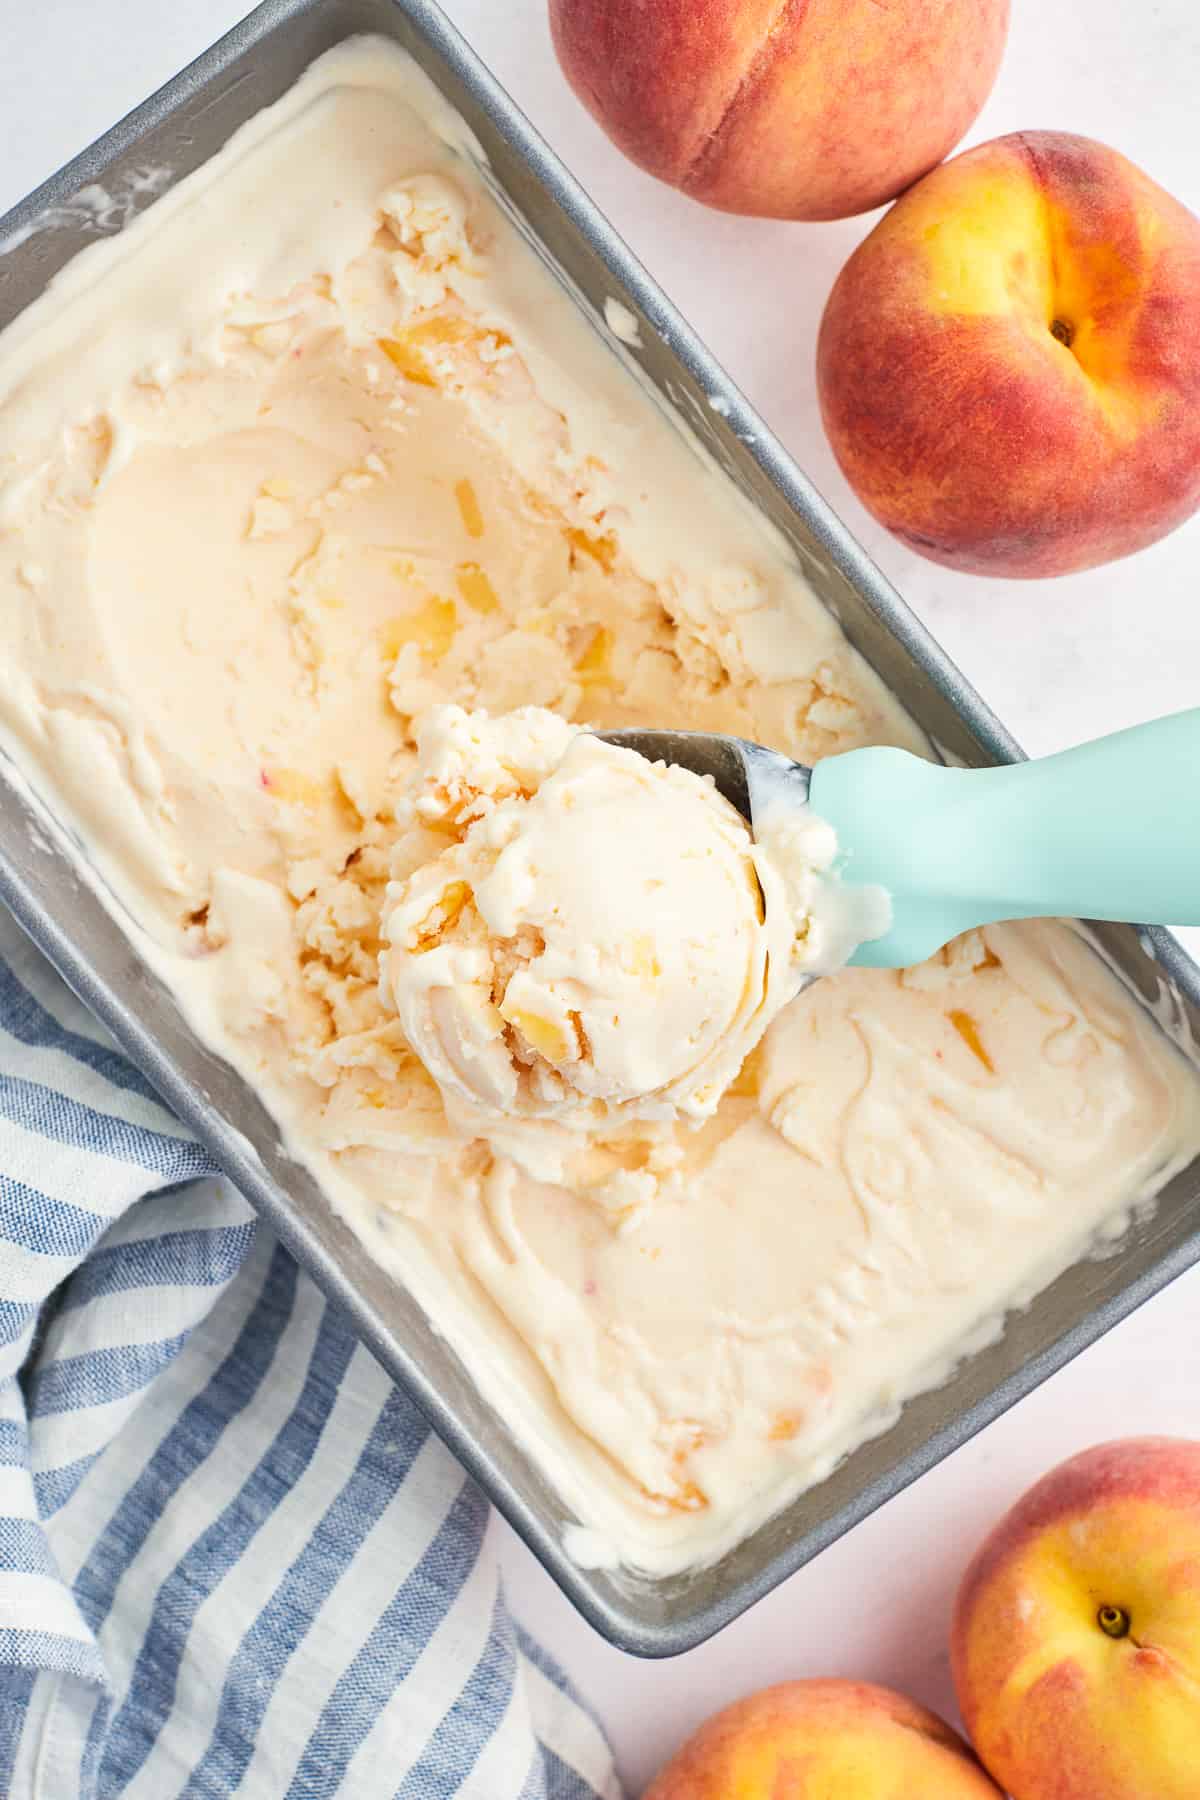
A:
[2,39,1200,1576]
[381,704,846,1171]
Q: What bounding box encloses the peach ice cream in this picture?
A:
[0,41,1198,1575]
[381,704,855,1155]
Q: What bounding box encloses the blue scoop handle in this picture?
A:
[808,707,1200,970]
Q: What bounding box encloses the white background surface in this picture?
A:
[4,2,1200,1792]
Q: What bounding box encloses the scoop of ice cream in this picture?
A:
[381,705,837,1130]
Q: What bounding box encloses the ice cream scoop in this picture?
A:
[602,707,1200,969]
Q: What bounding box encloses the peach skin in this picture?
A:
[953,1439,1200,1800]
[818,133,1200,577]
[643,1679,1004,1798]
[549,0,1010,222]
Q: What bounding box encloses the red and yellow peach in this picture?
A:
[818,133,1200,576]
[643,1679,1003,1798]
[953,1438,1200,1799]
[549,0,1010,221]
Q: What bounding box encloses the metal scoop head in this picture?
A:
[597,730,810,826]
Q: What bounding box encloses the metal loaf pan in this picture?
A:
[3,0,1200,1658]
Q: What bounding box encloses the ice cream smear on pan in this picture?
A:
[0,36,1198,1576]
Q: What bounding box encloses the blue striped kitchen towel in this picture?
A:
[0,905,622,1800]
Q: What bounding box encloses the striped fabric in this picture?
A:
[0,907,621,1800]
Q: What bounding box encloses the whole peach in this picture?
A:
[549,0,1010,222]
[643,1679,1003,1798]
[953,1439,1200,1800]
[818,133,1200,576]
